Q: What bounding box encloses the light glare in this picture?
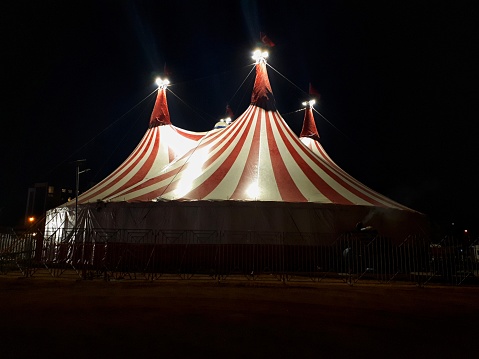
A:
[252,49,268,63]
[303,99,316,108]
[246,183,260,198]
[155,77,170,89]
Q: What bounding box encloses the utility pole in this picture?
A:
[74,160,88,225]
[73,159,90,279]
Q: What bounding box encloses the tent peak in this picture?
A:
[250,58,276,111]
[149,87,171,128]
[300,106,320,141]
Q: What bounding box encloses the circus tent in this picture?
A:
[45,50,427,244]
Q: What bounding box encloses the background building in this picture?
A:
[24,183,73,227]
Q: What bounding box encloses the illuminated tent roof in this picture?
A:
[103,56,409,211]
[76,83,207,204]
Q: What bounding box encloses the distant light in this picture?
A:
[28,216,35,223]
[155,77,170,89]
[252,49,268,63]
[464,229,468,234]
[214,118,227,129]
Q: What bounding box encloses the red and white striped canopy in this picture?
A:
[77,87,206,204]
[102,60,409,210]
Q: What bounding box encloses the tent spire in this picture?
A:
[250,50,276,111]
[149,78,171,128]
[300,100,320,141]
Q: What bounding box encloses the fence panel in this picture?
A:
[2,229,478,286]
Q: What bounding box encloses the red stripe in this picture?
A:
[168,146,175,163]
[265,112,307,201]
[272,112,353,204]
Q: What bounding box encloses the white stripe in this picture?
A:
[257,110,282,200]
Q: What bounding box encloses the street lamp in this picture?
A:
[73,159,90,279]
[73,159,90,228]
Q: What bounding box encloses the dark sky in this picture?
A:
[2,1,478,234]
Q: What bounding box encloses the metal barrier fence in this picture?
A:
[1,228,478,286]
[0,229,39,277]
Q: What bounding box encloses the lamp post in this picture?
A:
[73,159,90,279]
[74,159,90,227]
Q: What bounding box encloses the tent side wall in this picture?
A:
[42,202,429,276]
[45,201,428,245]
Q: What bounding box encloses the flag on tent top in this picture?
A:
[163,63,171,77]
[309,83,320,97]
[260,32,275,47]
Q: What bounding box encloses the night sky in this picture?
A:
[2,1,477,235]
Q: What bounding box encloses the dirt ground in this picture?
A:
[1,273,478,359]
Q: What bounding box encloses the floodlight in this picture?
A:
[252,49,268,63]
[155,77,170,89]
[302,99,316,108]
